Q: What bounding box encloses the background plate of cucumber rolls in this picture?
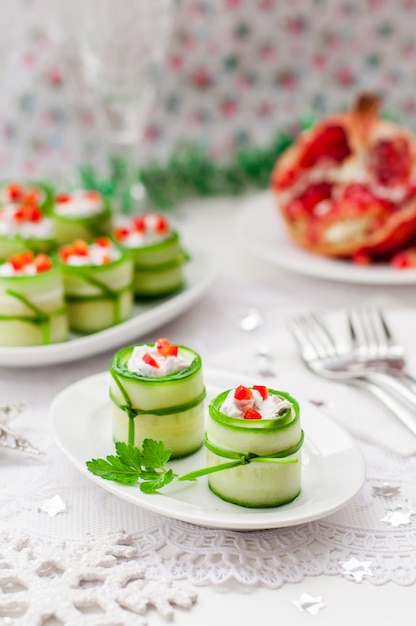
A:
[0,251,215,367]
[50,369,366,531]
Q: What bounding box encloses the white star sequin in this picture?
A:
[38,495,67,517]
[381,506,413,527]
[292,592,325,615]
[340,557,373,582]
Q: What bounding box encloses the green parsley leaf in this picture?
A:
[141,438,172,470]
[85,439,176,493]
[86,455,141,485]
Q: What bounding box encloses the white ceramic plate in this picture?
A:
[0,251,215,367]
[236,191,416,285]
[50,368,366,531]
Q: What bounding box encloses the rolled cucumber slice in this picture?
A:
[120,231,187,298]
[0,233,56,262]
[59,249,134,333]
[110,344,206,458]
[51,196,113,244]
[0,267,68,346]
[205,389,303,508]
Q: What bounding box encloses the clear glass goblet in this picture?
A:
[75,0,174,213]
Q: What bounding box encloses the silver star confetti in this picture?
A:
[292,593,325,615]
[381,506,414,527]
[340,557,373,582]
[39,495,67,517]
[236,307,263,332]
[372,483,401,498]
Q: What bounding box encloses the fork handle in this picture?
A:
[364,371,416,412]
[354,378,416,438]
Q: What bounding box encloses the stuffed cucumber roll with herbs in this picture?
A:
[113,212,187,298]
[0,250,68,346]
[51,190,112,244]
[0,201,56,261]
[58,237,133,333]
[205,385,303,508]
[110,339,206,458]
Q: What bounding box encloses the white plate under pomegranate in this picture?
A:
[236,192,416,285]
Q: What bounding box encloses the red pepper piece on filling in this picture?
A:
[253,385,268,400]
[156,337,179,357]
[234,385,253,401]
[142,352,160,368]
[243,407,262,420]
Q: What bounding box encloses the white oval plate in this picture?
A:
[0,251,215,367]
[50,368,366,531]
[236,191,416,285]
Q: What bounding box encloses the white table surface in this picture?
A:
[2,191,416,626]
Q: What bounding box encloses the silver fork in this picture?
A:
[347,308,416,391]
[288,312,416,436]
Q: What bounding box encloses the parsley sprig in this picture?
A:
[86,439,176,494]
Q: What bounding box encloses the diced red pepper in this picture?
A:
[142,352,160,368]
[12,207,26,222]
[234,385,253,401]
[101,254,111,264]
[24,188,40,204]
[133,215,146,232]
[243,407,262,420]
[85,190,100,201]
[6,183,22,202]
[155,215,169,233]
[59,245,72,262]
[24,205,42,222]
[113,227,129,241]
[34,253,52,273]
[95,237,111,248]
[56,193,70,203]
[8,250,34,270]
[156,337,179,357]
[253,385,268,400]
[72,239,89,256]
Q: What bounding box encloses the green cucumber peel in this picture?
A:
[65,282,132,303]
[4,288,66,344]
[209,388,300,431]
[111,344,202,383]
[177,430,304,482]
[134,251,189,272]
[110,385,207,417]
[86,431,303,490]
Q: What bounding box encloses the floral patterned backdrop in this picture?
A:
[0,0,414,184]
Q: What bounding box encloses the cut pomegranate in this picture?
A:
[271,93,416,261]
[298,124,351,169]
[368,137,412,187]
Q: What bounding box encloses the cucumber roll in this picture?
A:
[51,190,112,244]
[58,237,133,333]
[0,202,55,261]
[0,181,54,213]
[113,213,187,298]
[205,385,303,508]
[0,250,68,346]
[110,339,206,458]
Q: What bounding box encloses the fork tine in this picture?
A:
[288,312,338,360]
[348,308,393,358]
